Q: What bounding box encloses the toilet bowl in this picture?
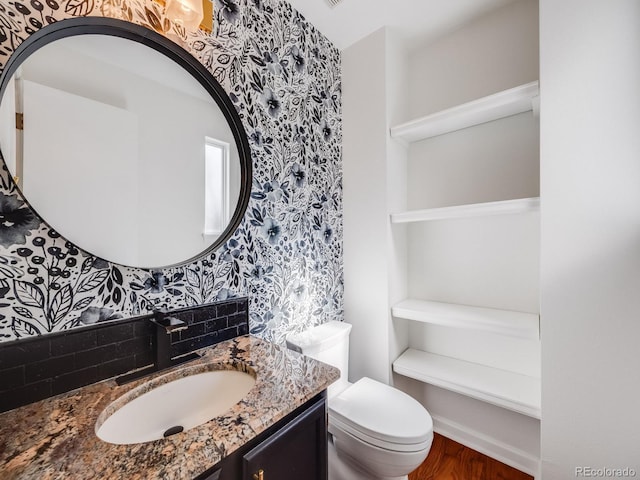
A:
[286,322,433,480]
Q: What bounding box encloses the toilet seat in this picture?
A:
[328,377,433,453]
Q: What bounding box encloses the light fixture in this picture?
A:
[164,0,204,31]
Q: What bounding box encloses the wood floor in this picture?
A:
[408,433,533,480]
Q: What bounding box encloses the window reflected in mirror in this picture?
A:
[204,137,231,237]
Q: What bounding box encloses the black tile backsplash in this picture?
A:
[75,344,117,370]
[97,323,135,346]
[2,366,25,391]
[25,354,75,383]
[50,330,97,356]
[169,300,249,358]
[52,367,99,396]
[0,298,249,413]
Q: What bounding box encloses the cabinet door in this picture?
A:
[242,398,327,480]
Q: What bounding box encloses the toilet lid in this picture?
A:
[329,377,433,452]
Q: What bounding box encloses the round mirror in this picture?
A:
[0,18,251,269]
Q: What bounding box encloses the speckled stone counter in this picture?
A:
[0,335,339,480]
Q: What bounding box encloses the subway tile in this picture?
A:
[135,350,154,369]
[175,311,193,324]
[52,367,99,396]
[98,356,136,380]
[171,342,189,358]
[0,380,52,413]
[171,340,196,358]
[216,302,237,317]
[193,307,216,324]
[227,313,247,328]
[205,317,227,333]
[116,337,151,358]
[97,323,134,346]
[200,333,222,350]
[0,340,50,369]
[237,299,248,313]
[49,330,97,356]
[25,354,74,383]
[218,327,240,343]
[171,335,209,357]
[75,344,116,370]
[0,365,25,391]
[182,322,207,339]
[133,319,154,338]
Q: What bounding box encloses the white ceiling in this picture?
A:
[286,0,518,51]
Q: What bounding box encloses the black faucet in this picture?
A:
[115,310,200,385]
[151,311,189,371]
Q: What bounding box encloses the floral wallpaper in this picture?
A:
[0,0,343,344]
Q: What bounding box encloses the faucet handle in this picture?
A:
[152,316,188,333]
[152,307,169,317]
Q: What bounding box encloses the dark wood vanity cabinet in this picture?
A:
[242,395,327,480]
[199,394,328,480]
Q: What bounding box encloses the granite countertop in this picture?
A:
[0,335,339,480]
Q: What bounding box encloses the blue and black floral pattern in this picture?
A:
[0,0,342,344]
[0,191,40,248]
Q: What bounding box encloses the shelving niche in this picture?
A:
[391,197,540,224]
[392,299,539,340]
[394,349,541,418]
[390,81,541,420]
[390,81,539,143]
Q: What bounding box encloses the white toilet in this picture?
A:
[286,321,433,480]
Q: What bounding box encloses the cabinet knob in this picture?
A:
[253,469,264,480]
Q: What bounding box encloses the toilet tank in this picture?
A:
[286,321,352,397]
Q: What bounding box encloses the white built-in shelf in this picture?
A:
[391,197,540,224]
[390,81,540,143]
[392,299,540,340]
[393,349,541,419]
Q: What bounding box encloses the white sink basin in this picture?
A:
[96,365,256,445]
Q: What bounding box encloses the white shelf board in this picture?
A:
[391,197,540,224]
[390,81,540,143]
[392,299,539,340]
[393,349,541,419]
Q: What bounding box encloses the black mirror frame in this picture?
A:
[0,16,253,269]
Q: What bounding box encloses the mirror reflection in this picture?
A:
[0,34,242,269]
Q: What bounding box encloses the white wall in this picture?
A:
[407,0,539,118]
[0,77,16,176]
[343,27,409,383]
[385,30,411,378]
[540,0,640,477]
[343,28,393,384]
[407,113,539,210]
[22,80,139,265]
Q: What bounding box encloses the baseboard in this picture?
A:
[431,414,541,478]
